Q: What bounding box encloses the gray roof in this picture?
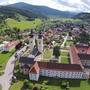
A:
[78,54,90,60]
[19,57,35,64]
[31,47,41,56]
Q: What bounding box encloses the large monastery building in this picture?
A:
[18,32,90,81]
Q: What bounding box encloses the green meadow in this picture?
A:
[6,18,42,30]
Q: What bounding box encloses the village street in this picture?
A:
[0,46,27,90]
[61,33,68,48]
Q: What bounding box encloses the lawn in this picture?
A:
[60,51,70,64]
[65,40,73,46]
[10,75,90,90]
[10,76,61,90]
[43,49,52,60]
[0,49,15,74]
[0,85,2,90]
[6,18,42,30]
[10,81,24,90]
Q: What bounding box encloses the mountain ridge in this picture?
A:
[0,5,46,20]
[8,2,77,18]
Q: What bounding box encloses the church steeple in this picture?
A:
[38,31,43,39]
[29,30,35,51]
[29,29,34,38]
[38,31,43,52]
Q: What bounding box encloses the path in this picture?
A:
[61,33,68,48]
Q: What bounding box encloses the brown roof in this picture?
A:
[4,40,19,49]
[38,62,83,72]
[78,54,90,60]
[70,46,81,65]
[70,45,90,69]
[29,62,40,74]
[70,45,90,62]
[75,45,90,54]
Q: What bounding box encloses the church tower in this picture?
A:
[29,30,35,51]
[38,31,43,53]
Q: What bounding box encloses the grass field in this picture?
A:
[0,85,2,90]
[65,40,74,46]
[6,18,42,30]
[10,81,23,90]
[61,18,82,23]
[60,51,70,64]
[0,49,15,74]
[43,49,52,60]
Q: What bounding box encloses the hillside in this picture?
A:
[9,2,77,18]
[74,13,90,20]
[0,6,45,20]
[0,6,44,31]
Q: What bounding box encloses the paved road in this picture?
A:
[0,46,27,90]
[61,33,68,48]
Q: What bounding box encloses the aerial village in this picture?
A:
[0,20,90,90]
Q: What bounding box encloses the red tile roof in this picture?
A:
[75,45,90,54]
[29,62,40,74]
[38,62,83,72]
[70,45,90,69]
[70,46,81,65]
[4,40,19,49]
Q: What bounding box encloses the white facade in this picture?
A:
[0,44,4,51]
[38,38,43,53]
[40,69,84,79]
[29,73,39,81]
[28,69,85,81]
[29,37,35,51]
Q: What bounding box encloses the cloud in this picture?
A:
[56,0,90,12]
[0,0,90,12]
[81,0,90,5]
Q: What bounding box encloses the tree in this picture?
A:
[53,46,60,59]
[74,31,90,44]
[28,83,33,89]
[33,86,40,90]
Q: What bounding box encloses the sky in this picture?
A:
[0,0,90,12]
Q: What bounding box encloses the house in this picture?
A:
[0,44,4,51]
[29,62,40,81]
[2,40,19,52]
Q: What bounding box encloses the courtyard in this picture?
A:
[60,50,70,64]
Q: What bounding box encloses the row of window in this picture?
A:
[40,70,83,78]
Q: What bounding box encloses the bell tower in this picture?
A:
[38,31,43,53]
[29,30,35,51]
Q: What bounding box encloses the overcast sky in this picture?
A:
[0,0,90,12]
